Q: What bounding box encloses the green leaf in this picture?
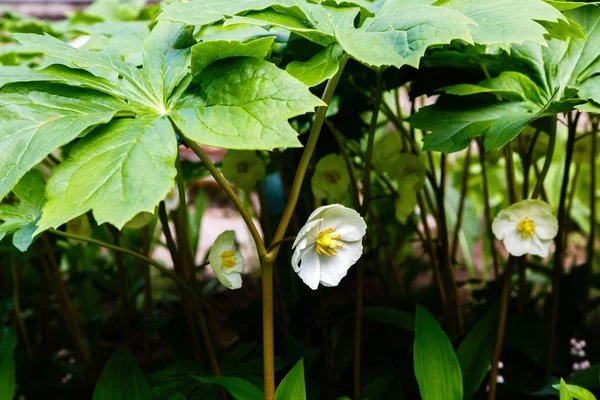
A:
[435,0,568,46]
[560,379,575,400]
[192,376,264,400]
[0,330,17,399]
[414,305,463,400]
[158,0,292,28]
[275,359,306,400]
[0,84,125,201]
[93,348,153,400]
[191,37,275,75]
[36,117,177,233]
[332,3,473,69]
[0,170,46,251]
[81,0,146,22]
[286,43,344,87]
[552,383,597,400]
[143,21,193,106]
[543,0,597,11]
[456,301,500,399]
[311,153,350,202]
[171,57,323,150]
[222,150,267,191]
[363,307,415,331]
[14,33,159,109]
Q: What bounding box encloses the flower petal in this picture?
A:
[530,235,553,258]
[492,216,518,241]
[216,270,242,290]
[502,233,528,257]
[297,248,321,290]
[292,243,315,272]
[319,240,363,287]
[321,206,366,241]
[534,219,558,240]
[292,218,321,249]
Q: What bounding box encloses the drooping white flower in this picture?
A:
[292,204,367,290]
[492,199,558,258]
[164,186,180,212]
[208,231,244,290]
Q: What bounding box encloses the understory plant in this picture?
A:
[1,0,600,399]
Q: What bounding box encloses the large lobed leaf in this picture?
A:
[171,57,324,150]
[93,348,153,400]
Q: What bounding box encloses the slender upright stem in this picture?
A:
[141,226,153,365]
[11,255,32,359]
[546,112,579,376]
[110,227,131,349]
[437,154,463,335]
[270,55,349,248]
[40,234,93,382]
[361,70,384,215]
[261,258,276,400]
[488,257,515,400]
[319,288,333,380]
[182,139,267,258]
[417,193,448,317]
[585,124,598,302]
[327,120,360,210]
[450,145,472,261]
[531,119,557,199]
[478,140,500,278]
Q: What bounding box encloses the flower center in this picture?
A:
[325,170,341,184]
[237,161,249,174]
[220,251,237,269]
[315,227,344,257]
[517,217,536,238]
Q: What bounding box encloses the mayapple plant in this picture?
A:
[2,0,600,399]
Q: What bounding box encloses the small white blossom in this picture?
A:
[580,360,591,370]
[292,204,367,290]
[492,199,558,257]
[208,231,244,290]
[164,186,180,212]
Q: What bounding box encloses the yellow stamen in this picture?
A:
[517,217,536,238]
[315,227,344,257]
[220,250,237,269]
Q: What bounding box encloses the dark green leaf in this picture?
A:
[275,359,306,400]
[414,305,463,400]
[0,330,17,399]
[191,37,275,75]
[457,301,500,399]
[93,348,153,400]
[192,376,264,400]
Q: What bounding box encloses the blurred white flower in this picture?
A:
[292,204,366,290]
[164,186,180,212]
[208,231,244,290]
[580,360,591,370]
[492,199,558,257]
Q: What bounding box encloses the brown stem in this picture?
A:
[319,288,333,380]
[39,235,93,382]
[450,145,472,262]
[546,112,579,376]
[478,140,500,278]
[142,226,153,365]
[437,154,463,336]
[11,255,32,359]
[110,227,132,349]
[585,123,598,303]
[353,259,365,398]
[488,257,515,400]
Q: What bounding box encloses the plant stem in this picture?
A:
[546,112,579,376]
[478,140,500,278]
[417,193,448,316]
[110,227,131,349]
[261,258,276,400]
[182,139,267,258]
[39,234,93,382]
[269,55,349,249]
[488,257,515,400]
[49,229,188,290]
[319,288,333,380]
[361,70,384,215]
[327,120,360,210]
[531,119,557,199]
[585,123,598,303]
[450,145,472,261]
[142,226,153,366]
[11,255,32,359]
[437,154,463,335]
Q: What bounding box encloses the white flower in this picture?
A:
[492,199,558,258]
[208,231,244,290]
[292,204,367,290]
[164,186,180,212]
